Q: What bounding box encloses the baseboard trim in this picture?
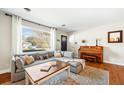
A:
[104,60,124,66]
[0,68,10,74]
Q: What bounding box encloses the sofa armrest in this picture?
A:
[11,60,16,73]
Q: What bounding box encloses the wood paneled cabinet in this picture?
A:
[79,46,103,63]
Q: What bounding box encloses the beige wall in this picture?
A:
[56,30,68,50]
[68,22,124,66]
[0,12,11,73]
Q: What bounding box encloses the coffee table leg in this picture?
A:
[25,73,29,85]
[67,67,70,77]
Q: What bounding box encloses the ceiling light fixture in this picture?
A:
[24,8,31,12]
[61,24,66,27]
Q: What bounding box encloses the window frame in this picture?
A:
[21,25,51,53]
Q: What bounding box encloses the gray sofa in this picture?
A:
[11,51,74,82]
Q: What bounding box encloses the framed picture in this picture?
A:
[108,30,123,43]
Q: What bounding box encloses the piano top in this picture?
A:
[79,46,103,54]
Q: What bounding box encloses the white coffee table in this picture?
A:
[25,61,70,85]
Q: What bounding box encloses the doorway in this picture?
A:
[61,35,67,51]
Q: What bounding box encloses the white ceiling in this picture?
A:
[1,8,124,32]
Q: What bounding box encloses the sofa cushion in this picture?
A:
[68,61,81,67]
[63,51,73,58]
[55,57,72,63]
[45,57,56,61]
[24,57,56,68]
[24,60,44,68]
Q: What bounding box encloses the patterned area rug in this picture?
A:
[3,66,109,85]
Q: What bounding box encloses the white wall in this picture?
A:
[0,12,11,73]
[22,20,50,31]
[68,22,124,66]
[56,30,68,50]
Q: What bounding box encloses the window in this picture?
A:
[22,26,50,52]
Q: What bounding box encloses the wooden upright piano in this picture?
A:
[79,46,103,63]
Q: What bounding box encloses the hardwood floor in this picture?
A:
[0,72,11,84]
[0,62,124,85]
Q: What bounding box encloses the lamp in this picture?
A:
[96,38,101,46]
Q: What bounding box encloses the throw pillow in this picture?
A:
[19,56,27,65]
[39,55,44,60]
[54,52,62,58]
[61,51,64,57]
[32,55,41,61]
[15,56,25,69]
[48,52,54,58]
[43,55,48,59]
[64,51,73,58]
[24,55,34,65]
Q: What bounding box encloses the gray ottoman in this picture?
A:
[68,61,83,74]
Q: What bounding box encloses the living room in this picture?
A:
[0,8,124,85]
[1,5,124,92]
[1,0,124,92]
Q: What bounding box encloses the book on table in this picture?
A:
[40,64,52,72]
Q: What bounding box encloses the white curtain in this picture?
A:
[11,15,22,55]
[50,28,56,51]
